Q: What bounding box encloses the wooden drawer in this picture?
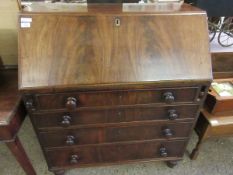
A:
[34,87,199,111]
[32,104,198,129]
[46,140,187,168]
[205,80,233,114]
[39,122,192,148]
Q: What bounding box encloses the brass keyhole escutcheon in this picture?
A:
[115,18,121,27]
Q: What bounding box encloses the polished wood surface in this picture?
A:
[0,69,36,175]
[26,86,207,172]
[32,104,199,129]
[18,4,212,174]
[206,114,233,127]
[18,5,211,92]
[205,78,233,114]
[34,87,199,111]
[46,140,186,169]
[39,122,192,148]
[212,52,233,79]
[208,52,233,113]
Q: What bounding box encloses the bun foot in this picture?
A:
[190,148,199,160]
[53,170,65,175]
[166,160,178,168]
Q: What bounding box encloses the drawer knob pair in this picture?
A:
[159,147,168,157]
[168,109,178,120]
[66,135,75,145]
[163,128,173,138]
[163,92,175,104]
[70,155,79,164]
[61,115,72,127]
[66,97,77,110]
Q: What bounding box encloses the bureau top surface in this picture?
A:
[18,4,212,92]
[21,3,201,14]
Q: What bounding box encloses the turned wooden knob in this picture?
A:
[163,128,173,138]
[159,147,168,157]
[197,91,206,102]
[66,97,77,110]
[66,135,75,145]
[167,109,178,120]
[61,115,72,127]
[25,99,35,111]
[163,92,175,104]
[199,91,205,97]
[70,155,79,164]
[25,100,33,109]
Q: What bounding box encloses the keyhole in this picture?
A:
[115,18,121,27]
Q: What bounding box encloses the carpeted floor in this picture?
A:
[0,117,233,175]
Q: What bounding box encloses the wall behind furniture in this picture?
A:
[0,0,18,66]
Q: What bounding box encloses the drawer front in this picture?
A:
[39,122,192,148]
[32,105,198,129]
[46,140,186,168]
[35,87,198,110]
[205,95,233,114]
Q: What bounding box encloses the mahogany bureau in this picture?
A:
[18,3,212,175]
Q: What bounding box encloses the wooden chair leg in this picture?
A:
[6,136,36,175]
[190,137,205,160]
[190,126,210,160]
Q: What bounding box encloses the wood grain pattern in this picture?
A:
[210,122,233,136]
[212,52,233,73]
[32,104,199,129]
[46,140,187,169]
[39,122,192,148]
[34,87,199,111]
[212,52,233,79]
[18,6,212,92]
[18,4,213,172]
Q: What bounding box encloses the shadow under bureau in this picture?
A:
[18,3,212,175]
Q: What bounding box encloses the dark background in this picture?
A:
[185,0,233,16]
